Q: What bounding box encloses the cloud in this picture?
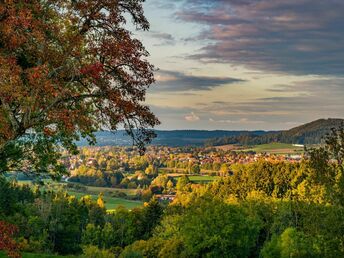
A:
[148,76,344,129]
[175,0,344,75]
[184,112,200,121]
[147,31,176,46]
[209,118,264,124]
[191,77,344,126]
[153,70,245,92]
[266,78,344,95]
[150,0,181,9]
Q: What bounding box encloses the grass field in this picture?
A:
[243,143,304,154]
[188,175,219,182]
[67,190,143,210]
[167,174,219,184]
[85,185,138,196]
[15,180,138,196]
[13,180,143,210]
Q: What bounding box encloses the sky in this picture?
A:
[134,0,344,130]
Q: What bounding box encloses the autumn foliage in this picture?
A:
[0,0,159,173]
[0,221,20,258]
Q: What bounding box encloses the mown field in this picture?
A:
[243,142,304,154]
[84,185,137,196]
[67,190,143,210]
[13,180,143,210]
[167,174,219,184]
[188,175,219,183]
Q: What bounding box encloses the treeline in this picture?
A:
[205,131,327,146]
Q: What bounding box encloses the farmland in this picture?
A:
[13,179,143,210]
[67,190,143,210]
[170,175,219,184]
[242,143,304,154]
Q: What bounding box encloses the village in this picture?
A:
[62,144,304,175]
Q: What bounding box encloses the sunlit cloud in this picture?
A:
[209,118,264,124]
[184,112,200,122]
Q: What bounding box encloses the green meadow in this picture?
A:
[188,175,219,183]
[66,190,143,210]
[84,185,138,196]
[168,175,219,184]
[12,180,143,210]
[243,142,304,154]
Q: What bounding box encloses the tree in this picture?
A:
[155,198,262,257]
[190,164,200,174]
[0,0,159,175]
[151,175,169,189]
[176,175,190,192]
[0,221,20,258]
[219,163,229,176]
[166,180,174,191]
[306,125,344,205]
[97,193,105,209]
[145,164,158,176]
[82,245,114,258]
[324,126,344,165]
[260,227,320,258]
[82,224,101,247]
[213,162,221,171]
[141,198,164,239]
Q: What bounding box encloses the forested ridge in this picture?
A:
[205,118,344,146]
[76,118,344,147]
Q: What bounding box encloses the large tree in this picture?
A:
[0,0,159,175]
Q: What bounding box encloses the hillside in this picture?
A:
[274,118,343,143]
[205,118,344,146]
[76,130,270,147]
[76,118,344,147]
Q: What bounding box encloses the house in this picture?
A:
[155,194,176,202]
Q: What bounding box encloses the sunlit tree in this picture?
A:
[0,0,159,175]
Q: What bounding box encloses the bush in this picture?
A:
[82,245,114,258]
[260,228,321,258]
[111,191,127,198]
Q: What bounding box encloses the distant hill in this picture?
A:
[152,130,268,146]
[76,130,270,147]
[76,118,344,147]
[205,118,344,146]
